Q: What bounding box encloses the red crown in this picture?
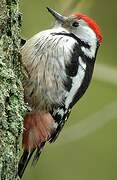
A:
[73,13,103,43]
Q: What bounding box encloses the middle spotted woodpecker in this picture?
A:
[18,7,103,178]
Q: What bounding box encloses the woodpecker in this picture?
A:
[18,7,103,178]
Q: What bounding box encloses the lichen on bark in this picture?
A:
[0,0,26,179]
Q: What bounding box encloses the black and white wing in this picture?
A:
[50,39,95,142]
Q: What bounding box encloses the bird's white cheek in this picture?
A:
[81,43,97,59]
[74,26,97,58]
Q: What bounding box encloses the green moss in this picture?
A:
[0,0,26,179]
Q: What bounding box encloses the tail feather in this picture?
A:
[32,142,45,166]
[18,112,56,178]
[18,142,45,178]
[18,149,35,178]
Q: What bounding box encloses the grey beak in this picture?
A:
[47,7,66,23]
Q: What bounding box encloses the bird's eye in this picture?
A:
[72,21,79,27]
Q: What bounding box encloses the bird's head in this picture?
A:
[47,7,103,46]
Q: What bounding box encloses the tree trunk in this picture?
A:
[0,0,25,179]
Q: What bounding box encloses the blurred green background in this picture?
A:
[20,0,117,180]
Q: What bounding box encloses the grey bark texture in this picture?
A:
[0,0,26,179]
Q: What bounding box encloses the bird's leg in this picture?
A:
[22,112,57,151]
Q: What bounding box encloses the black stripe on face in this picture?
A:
[69,33,90,49]
[51,32,90,49]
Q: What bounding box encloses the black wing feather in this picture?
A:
[49,38,96,142]
[18,142,45,178]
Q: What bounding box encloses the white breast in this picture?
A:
[21,27,78,111]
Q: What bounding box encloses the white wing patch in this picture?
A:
[65,57,86,108]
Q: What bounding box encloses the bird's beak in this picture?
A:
[47,7,66,23]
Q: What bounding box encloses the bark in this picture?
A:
[0,0,26,179]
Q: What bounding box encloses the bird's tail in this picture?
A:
[18,142,45,178]
[18,149,35,178]
[18,112,55,178]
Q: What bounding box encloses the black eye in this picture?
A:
[72,21,79,27]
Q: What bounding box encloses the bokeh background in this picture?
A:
[20,0,117,180]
